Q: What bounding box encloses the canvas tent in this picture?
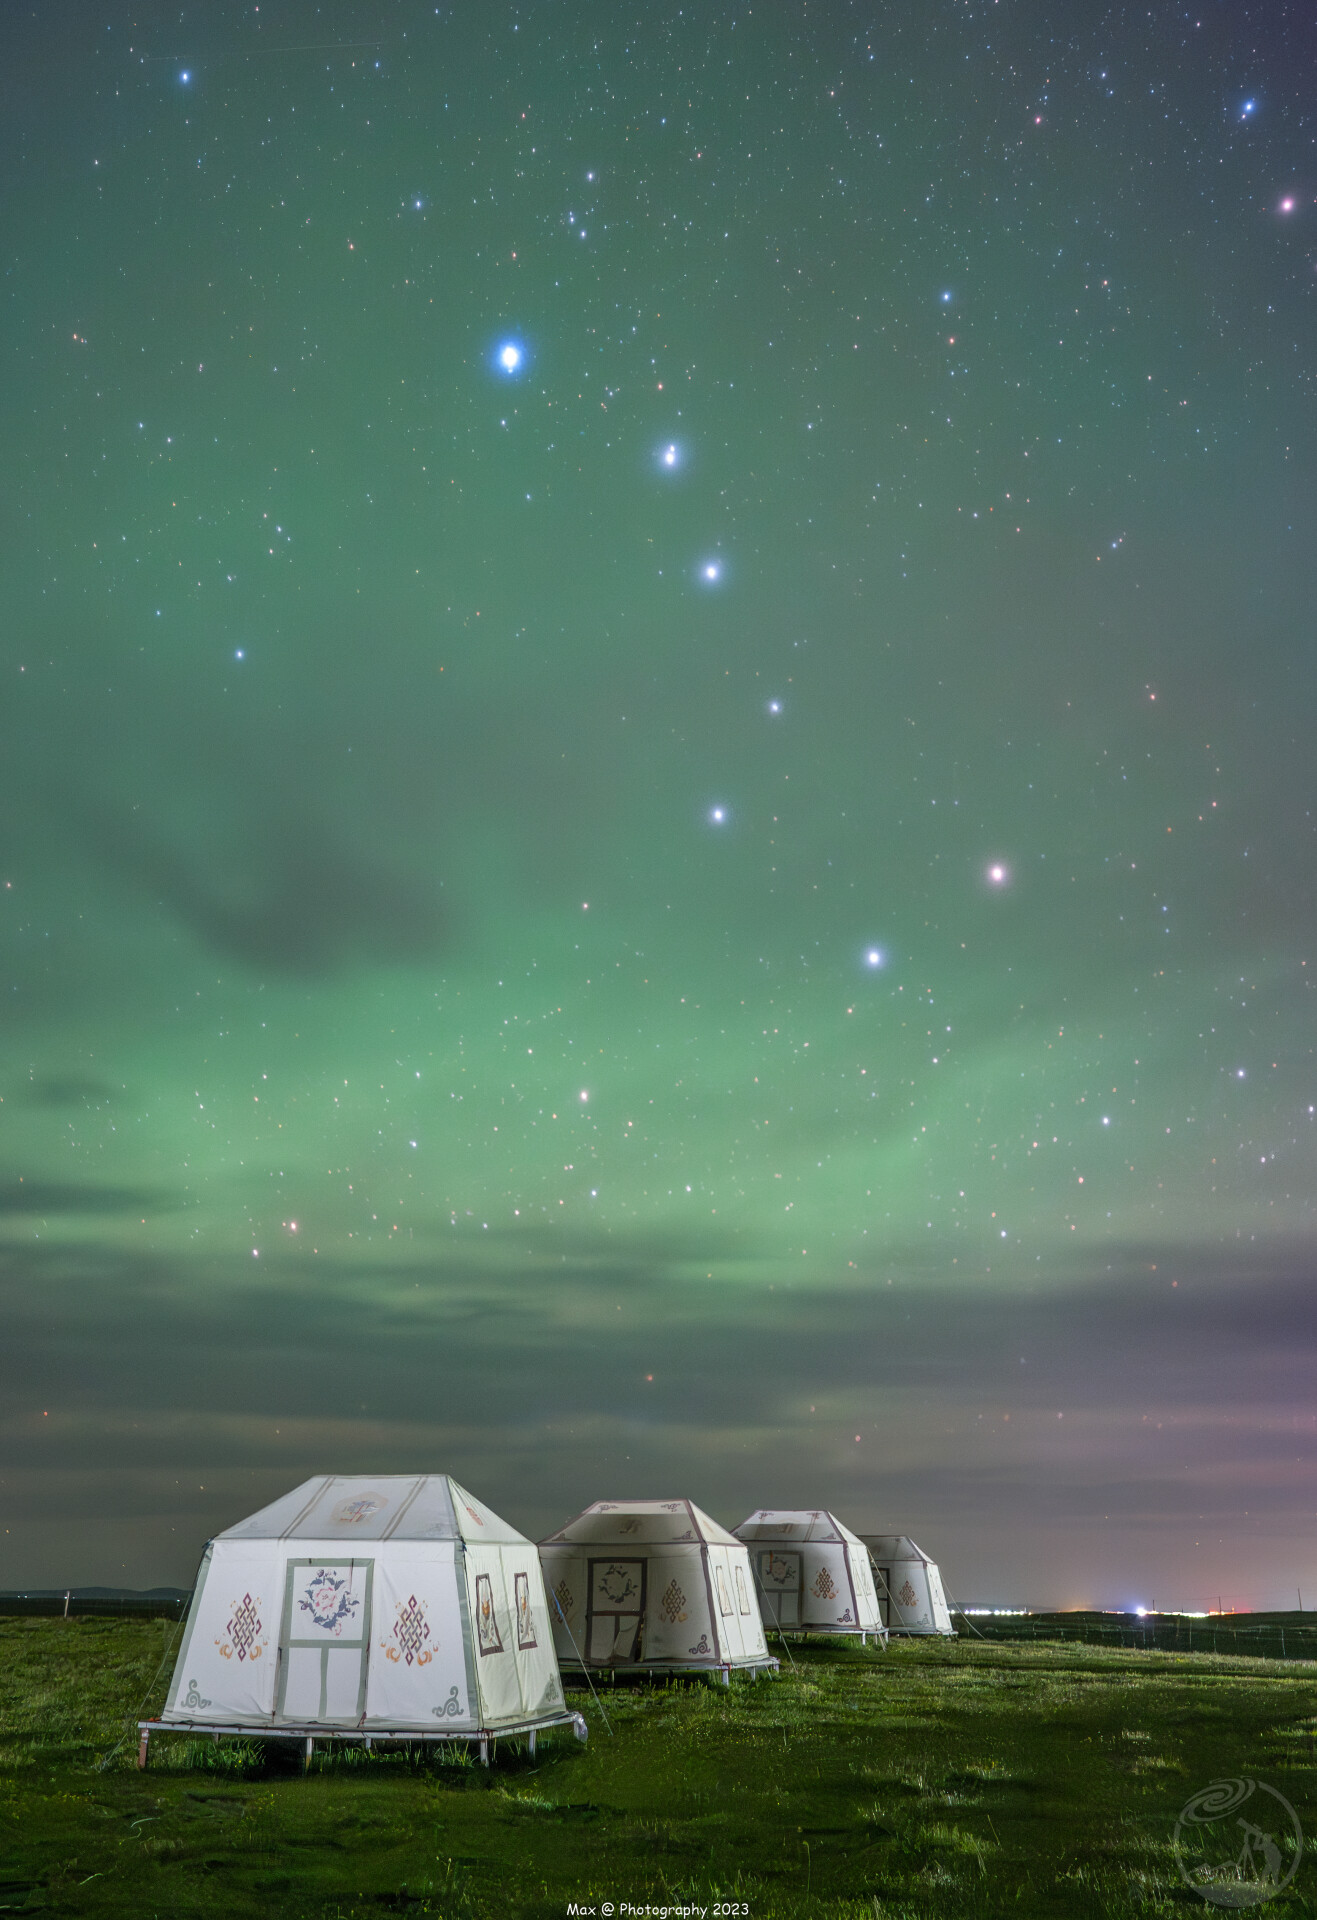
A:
[734,1510,885,1640]
[860,1535,955,1636]
[539,1500,777,1678]
[141,1475,583,1765]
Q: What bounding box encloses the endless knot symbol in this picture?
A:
[811,1568,837,1600]
[660,1579,687,1623]
[394,1595,432,1665]
[227,1593,263,1661]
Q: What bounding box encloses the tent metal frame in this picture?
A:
[136,1707,586,1770]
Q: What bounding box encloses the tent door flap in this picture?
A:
[758,1549,802,1628]
[586,1558,646,1663]
[277,1559,373,1723]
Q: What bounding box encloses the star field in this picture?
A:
[0,0,1314,1604]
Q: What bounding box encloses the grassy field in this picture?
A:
[1,1616,1314,1917]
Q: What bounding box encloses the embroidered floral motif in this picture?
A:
[299,1569,361,1636]
[181,1677,211,1709]
[811,1567,837,1600]
[661,1502,684,1512]
[432,1686,464,1719]
[216,1592,265,1662]
[898,1579,919,1608]
[659,1579,688,1624]
[598,1564,640,1606]
[515,1571,537,1650]
[761,1552,797,1589]
[687,1632,711,1655]
[384,1594,433,1666]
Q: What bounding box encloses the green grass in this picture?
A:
[1,1616,1315,1916]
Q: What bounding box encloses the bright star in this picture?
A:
[767,699,782,715]
[709,805,727,825]
[699,558,723,584]
[940,290,953,303]
[1279,196,1295,214]
[495,339,527,376]
[865,948,886,969]
[180,70,191,84]
[662,443,678,467]
[986,862,1011,887]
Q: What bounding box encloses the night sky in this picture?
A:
[3,1,1314,1609]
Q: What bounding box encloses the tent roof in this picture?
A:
[734,1510,866,1548]
[215,1475,526,1545]
[540,1499,741,1549]
[859,1535,936,1565]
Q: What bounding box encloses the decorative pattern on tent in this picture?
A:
[299,1569,361,1636]
[734,1568,751,1615]
[181,1678,211,1709]
[433,1686,464,1719]
[515,1572,537,1650]
[761,1552,797,1589]
[618,1517,641,1534]
[217,1594,265,1663]
[332,1493,387,1525]
[811,1567,837,1600]
[384,1595,433,1666]
[554,1579,575,1619]
[598,1564,640,1606]
[899,1579,918,1607]
[688,1632,710,1654]
[660,1579,688,1624]
[475,1574,503,1654]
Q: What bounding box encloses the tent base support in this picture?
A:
[136,1711,583,1766]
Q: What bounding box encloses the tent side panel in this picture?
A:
[163,1543,280,1723]
[722,1545,769,1662]
[364,1543,473,1729]
[502,1546,565,1721]
[463,1543,524,1724]
[846,1547,883,1631]
[926,1562,954,1633]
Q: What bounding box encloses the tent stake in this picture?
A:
[304,1737,314,1772]
[137,1728,150,1771]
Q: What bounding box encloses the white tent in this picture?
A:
[538,1499,777,1678]
[142,1475,583,1765]
[860,1534,955,1636]
[733,1510,885,1640]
